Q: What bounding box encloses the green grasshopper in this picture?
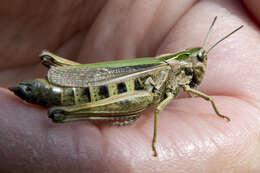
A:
[9,17,243,156]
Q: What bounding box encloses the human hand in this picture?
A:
[1,0,260,172]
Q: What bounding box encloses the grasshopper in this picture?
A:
[9,17,243,156]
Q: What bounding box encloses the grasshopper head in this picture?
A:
[180,17,243,88]
[160,47,208,88]
[9,79,51,106]
[184,47,207,88]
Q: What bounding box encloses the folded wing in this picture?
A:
[47,63,166,87]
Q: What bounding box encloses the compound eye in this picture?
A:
[197,52,204,62]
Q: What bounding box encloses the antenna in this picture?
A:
[203,16,218,47]
[207,25,244,53]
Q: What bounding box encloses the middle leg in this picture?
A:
[152,92,174,157]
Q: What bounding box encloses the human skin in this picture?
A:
[0,0,260,172]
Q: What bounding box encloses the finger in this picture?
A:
[0,0,106,69]
[78,0,197,63]
[0,1,106,87]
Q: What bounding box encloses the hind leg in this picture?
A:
[48,91,155,123]
[110,114,141,126]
